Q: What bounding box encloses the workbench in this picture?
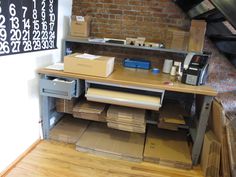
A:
[38,65,217,165]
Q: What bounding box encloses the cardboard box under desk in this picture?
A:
[49,115,89,144]
[144,126,192,169]
[106,105,146,133]
[56,98,77,114]
[72,100,107,122]
[201,131,221,177]
[70,16,91,37]
[64,53,115,77]
[76,122,145,162]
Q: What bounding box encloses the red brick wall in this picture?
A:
[72,0,190,43]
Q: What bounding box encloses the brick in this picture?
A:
[72,0,190,42]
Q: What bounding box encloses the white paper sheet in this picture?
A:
[45,63,64,70]
[75,53,100,60]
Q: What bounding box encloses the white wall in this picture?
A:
[0,0,72,172]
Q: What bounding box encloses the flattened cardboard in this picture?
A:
[188,20,207,52]
[76,122,145,162]
[49,115,89,144]
[165,29,189,50]
[107,105,146,124]
[107,122,146,134]
[73,100,107,122]
[226,118,236,177]
[106,105,146,133]
[144,126,192,169]
[201,131,221,177]
[56,98,77,114]
[209,99,231,177]
[159,102,187,125]
[64,53,115,77]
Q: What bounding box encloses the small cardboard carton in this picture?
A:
[64,53,115,77]
[73,100,107,122]
[165,28,189,51]
[70,15,91,37]
[49,115,89,144]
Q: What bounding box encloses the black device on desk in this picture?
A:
[181,53,209,86]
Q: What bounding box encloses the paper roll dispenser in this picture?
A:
[181,54,209,86]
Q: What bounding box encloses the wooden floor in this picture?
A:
[5,140,204,177]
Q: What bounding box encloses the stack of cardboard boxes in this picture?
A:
[106,105,146,133]
[73,100,107,122]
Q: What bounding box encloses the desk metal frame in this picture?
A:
[40,72,214,165]
[41,36,216,165]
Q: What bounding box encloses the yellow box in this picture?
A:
[70,16,91,37]
[64,53,115,77]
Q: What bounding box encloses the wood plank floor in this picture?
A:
[5,140,204,177]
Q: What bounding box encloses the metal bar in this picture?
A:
[65,36,207,56]
[86,80,165,94]
[210,0,236,29]
[192,95,213,165]
[188,0,215,18]
[41,95,50,139]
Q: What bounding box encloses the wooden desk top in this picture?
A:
[38,66,217,96]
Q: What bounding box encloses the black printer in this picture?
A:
[181,53,209,86]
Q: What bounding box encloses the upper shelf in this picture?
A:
[65,36,206,56]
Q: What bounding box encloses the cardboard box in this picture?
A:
[106,105,146,133]
[165,29,189,50]
[201,131,221,177]
[56,98,77,114]
[158,102,187,131]
[64,53,115,77]
[226,117,236,177]
[49,115,89,144]
[70,16,91,37]
[72,100,107,122]
[76,122,145,162]
[188,20,207,52]
[209,99,231,177]
[144,126,192,169]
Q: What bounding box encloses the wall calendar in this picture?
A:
[0,0,58,56]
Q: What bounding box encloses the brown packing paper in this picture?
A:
[86,88,161,111]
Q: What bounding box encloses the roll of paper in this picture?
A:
[162,59,173,74]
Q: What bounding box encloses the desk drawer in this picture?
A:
[40,77,84,99]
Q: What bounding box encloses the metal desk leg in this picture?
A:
[42,95,50,139]
[192,95,213,165]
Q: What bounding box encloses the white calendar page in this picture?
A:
[0,0,58,56]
